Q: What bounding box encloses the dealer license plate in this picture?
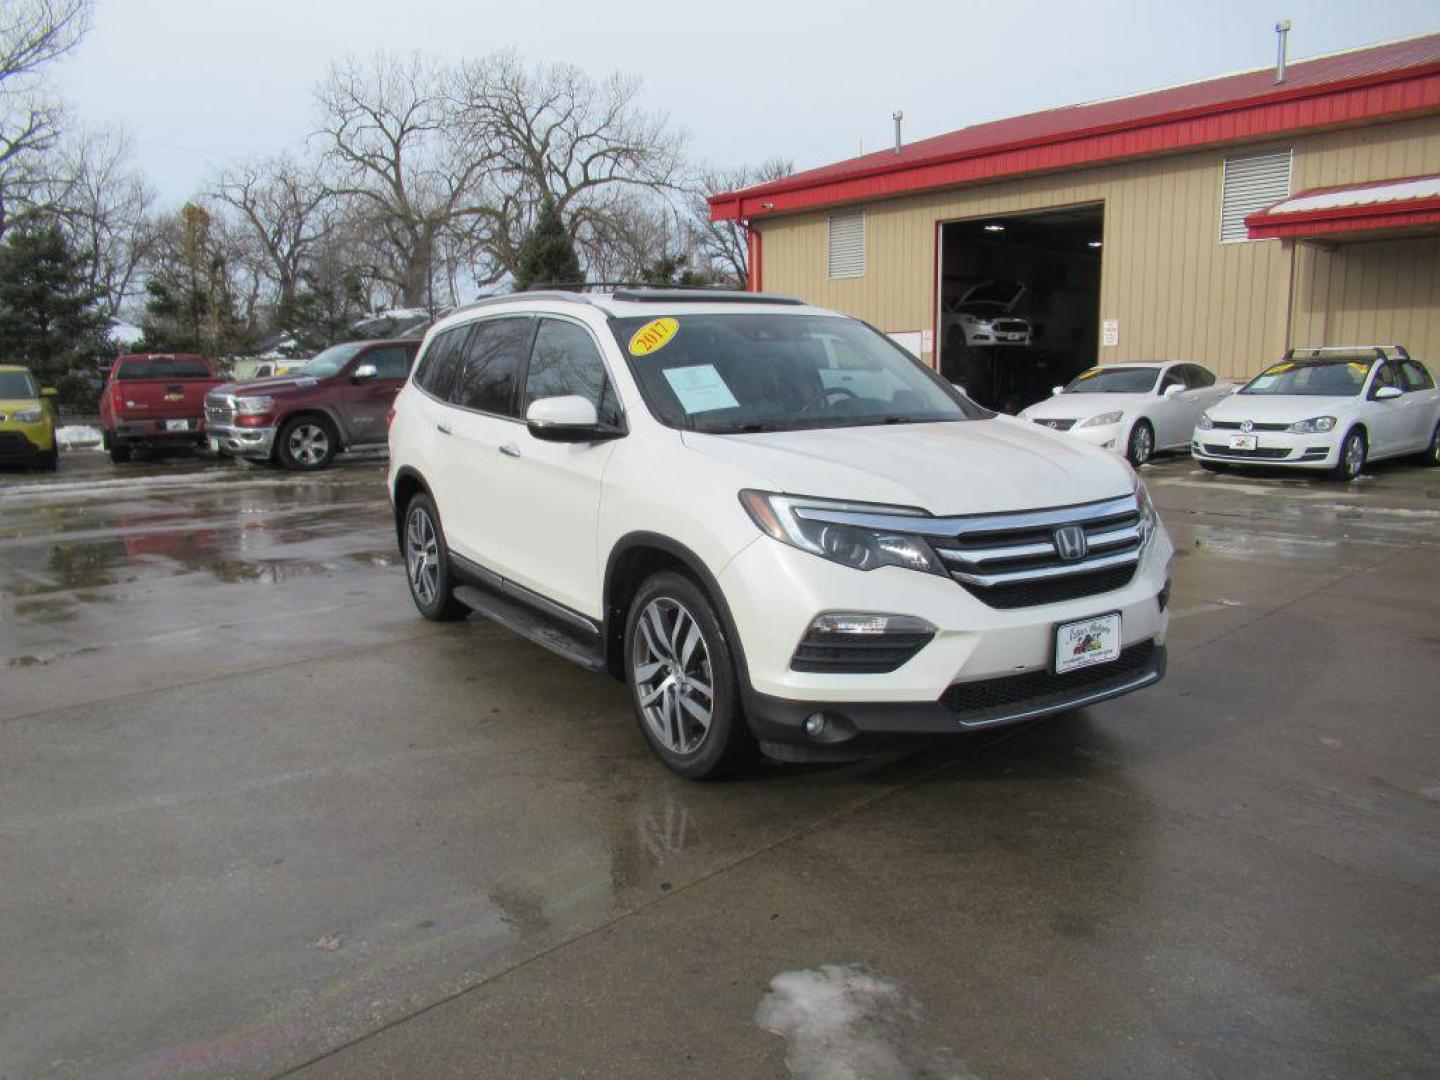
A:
[209,437,220,452]
[1228,434,1257,451]
[1055,613,1122,675]
[165,419,191,432]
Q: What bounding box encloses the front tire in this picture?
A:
[402,493,468,621]
[1420,421,1440,467]
[1126,420,1155,467]
[1333,428,1367,481]
[276,415,338,471]
[624,571,755,780]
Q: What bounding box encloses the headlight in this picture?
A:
[1197,413,1214,430]
[1136,480,1158,550]
[738,490,943,574]
[1287,416,1336,434]
[234,396,274,415]
[1082,411,1124,428]
[13,407,42,423]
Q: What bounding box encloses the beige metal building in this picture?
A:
[710,33,1440,408]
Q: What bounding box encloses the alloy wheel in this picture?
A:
[406,506,440,606]
[1344,433,1365,478]
[288,423,330,466]
[632,597,715,756]
[1132,424,1153,465]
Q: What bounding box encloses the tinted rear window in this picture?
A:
[116,357,211,380]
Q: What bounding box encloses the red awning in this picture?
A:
[1245,174,1440,240]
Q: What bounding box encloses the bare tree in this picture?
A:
[211,152,333,316]
[690,158,792,286]
[456,51,687,281]
[0,0,92,233]
[313,52,496,309]
[56,125,157,317]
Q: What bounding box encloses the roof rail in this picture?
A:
[1283,344,1411,361]
[609,288,805,305]
[523,281,735,292]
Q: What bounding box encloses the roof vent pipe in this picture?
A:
[892,111,904,154]
[1275,20,1292,84]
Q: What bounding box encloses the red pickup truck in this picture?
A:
[100,354,223,464]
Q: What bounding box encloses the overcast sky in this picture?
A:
[52,0,1440,206]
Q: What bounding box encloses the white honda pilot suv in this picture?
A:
[388,289,1173,778]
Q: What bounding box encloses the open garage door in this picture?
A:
[938,204,1103,413]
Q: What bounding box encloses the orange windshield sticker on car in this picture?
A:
[1076,368,1101,379]
[629,318,679,356]
[1348,362,1370,374]
[1267,362,1294,374]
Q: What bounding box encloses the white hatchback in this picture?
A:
[388,289,1173,778]
[1193,347,1440,479]
[1019,361,1234,466]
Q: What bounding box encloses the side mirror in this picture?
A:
[525,395,620,443]
[950,383,967,397]
[352,363,378,382]
[1162,384,1184,398]
[1051,385,1064,397]
[1374,384,1403,401]
[40,387,57,397]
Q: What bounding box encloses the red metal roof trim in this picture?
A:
[710,35,1440,222]
[1246,188,1440,240]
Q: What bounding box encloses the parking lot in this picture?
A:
[2,450,1438,1079]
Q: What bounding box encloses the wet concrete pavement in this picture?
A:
[1,451,1437,1078]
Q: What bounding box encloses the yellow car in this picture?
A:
[0,365,59,472]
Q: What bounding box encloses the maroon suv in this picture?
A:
[205,339,419,470]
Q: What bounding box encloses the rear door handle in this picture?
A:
[436,422,452,435]
[499,443,521,458]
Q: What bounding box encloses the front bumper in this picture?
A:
[208,421,277,460]
[719,524,1173,750]
[1192,432,1338,468]
[0,426,51,463]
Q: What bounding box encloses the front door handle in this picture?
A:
[499,443,521,458]
[436,422,452,435]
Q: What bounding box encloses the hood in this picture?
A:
[0,397,41,411]
[680,416,1135,516]
[1206,393,1360,423]
[209,374,326,398]
[1021,392,1142,422]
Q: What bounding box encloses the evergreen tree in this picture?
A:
[513,201,582,291]
[0,222,107,383]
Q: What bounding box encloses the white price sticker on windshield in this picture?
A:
[662,365,740,414]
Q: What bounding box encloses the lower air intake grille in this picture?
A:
[791,630,935,674]
[1201,443,1290,459]
[941,641,1157,715]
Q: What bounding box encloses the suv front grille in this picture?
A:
[941,641,1157,716]
[931,494,1145,609]
[205,396,235,425]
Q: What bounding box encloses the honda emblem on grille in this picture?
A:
[1046,420,1059,429]
[1240,420,1254,433]
[1053,525,1088,562]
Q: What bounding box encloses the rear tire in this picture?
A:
[1332,428,1366,481]
[276,415,338,471]
[106,434,131,464]
[1125,420,1155,466]
[402,493,468,621]
[624,571,756,780]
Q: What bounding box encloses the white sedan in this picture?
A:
[1193,347,1440,479]
[1018,361,1234,466]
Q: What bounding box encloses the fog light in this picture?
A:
[804,713,827,737]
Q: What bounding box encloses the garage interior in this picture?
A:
[938,204,1104,414]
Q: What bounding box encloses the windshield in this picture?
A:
[1240,358,1373,397]
[1063,367,1159,394]
[608,313,987,434]
[0,370,39,398]
[295,343,365,379]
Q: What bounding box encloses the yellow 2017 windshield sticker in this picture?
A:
[629,318,679,356]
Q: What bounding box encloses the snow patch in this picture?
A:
[55,425,103,449]
[756,965,972,1080]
